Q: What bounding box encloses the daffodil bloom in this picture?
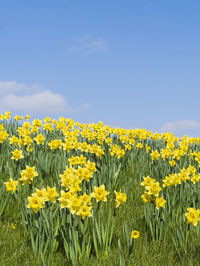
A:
[187,165,197,175]
[9,135,19,144]
[141,192,153,203]
[20,166,38,185]
[79,155,87,165]
[11,149,24,161]
[48,139,62,149]
[76,205,92,219]
[10,223,16,230]
[190,174,200,184]
[90,184,109,202]
[185,208,200,226]
[136,143,143,149]
[162,176,173,188]
[15,115,21,121]
[171,174,181,186]
[5,178,19,194]
[82,168,93,182]
[0,130,9,143]
[131,230,140,239]
[68,197,82,214]
[145,145,151,152]
[68,156,79,165]
[32,119,43,128]
[33,188,48,202]
[169,160,176,167]
[155,197,166,210]
[27,195,44,213]
[43,116,51,123]
[46,186,58,203]
[31,126,39,134]
[151,150,160,160]
[140,176,155,187]
[58,190,73,208]
[114,190,127,207]
[86,161,97,172]
[146,182,162,197]
[34,134,45,145]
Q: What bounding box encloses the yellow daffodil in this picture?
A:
[90,184,109,202]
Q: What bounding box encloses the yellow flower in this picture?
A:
[23,136,33,146]
[80,193,92,205]
[11,149,24,161]
[32,119,43,128]
[140,176,155,187]
[43,116,51,123]
[162,176,173,188]
[82,168,93,182]
[151,150,160,160]
[185,208,200,226]
[68,156,79,165]
[187,165,197,175]
[145,145,151,152]
[76,205,92,219]
[4,111,11,120]
[20,166,38,185]
[155,197,166,210]
[34,134,45,145]
[146,182,162,197]
[46,186,58,203]
[62,140,73,152]
[33,188,48,203]
[4,178,19,194]
[69,197,82,214]
[171,174,181,186]
[15,115,21,121]
[79,155,87,165]
[10,223,16,230]
[0,124,5,131]
[48,139,62,150]
[141,192,153,203]
[136,143,143,149]
[190,174,200,184]
[31,126,39,134]
[90,184,109,202]
[0,130,9,143]
[131,230,140,239]
[114,190,127,207]
[27,195,44,213]
[58,190,73,208]
[169,160,176,167]
[86,161,97,173]
[125,144,131,151]
[23,122,31,130]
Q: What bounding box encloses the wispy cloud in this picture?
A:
[161,120,200,133]
[0,81,43,95]
[68,36,108,55]
[0,81,89,117]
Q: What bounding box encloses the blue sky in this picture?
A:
[0,0,200,136]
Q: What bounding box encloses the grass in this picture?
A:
[1,163,200,266]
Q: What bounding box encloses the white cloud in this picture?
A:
[2,90,69,115]
[0,81,43,95]
[0,81,27,94]
[0,80,89,117]
[161,120,200,132]
[68,36,108,55]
